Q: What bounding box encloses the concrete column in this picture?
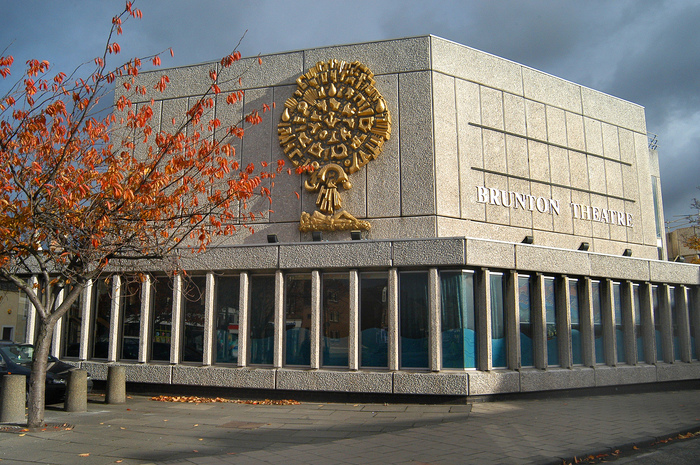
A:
[579,278,595,368]
[139,275,152,363]
[52,288,64,358]
[387,268,399,371]
[556,276,572,369]
[237,272,249,368]
[64,369,87,412]
[170,275,183,364]
[202,273,215,366]
[310,270,321,369]
[79,280,93,361]
[658,284,674,363]
[475,268,491,371]
[106,365,126,404]
[505,271,520,370]
[601,279,617,366]
[273,270,285,368]
[674,286,692,363]
[107,276,121,362]
[639,283,656,364]
[348,270,360,371]
[531,274,547,369]
[24,275,38,344]
[620,281,637,365]
[0,375,25,424]
[428,268,441,372]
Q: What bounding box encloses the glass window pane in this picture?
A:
[150,277,173,362]
[400,272,429,369]
[653,285,663,361]
[690,289,697,360]
[62,287,82,358]
[592,281,605,364]
[569,279,582,365]
[613,282,625,364]
[322,273,350,367]
[91,278,111,359]
[670,287,681,361]
[519,275,534,367]
[441,271,476,369]
[490,273,506,368]
[544,277,559,367]
[215,276,239,364]
[634,284,644,362]
[249,275,275,365]
[182,277,206,363]
[285,274,312,366]
[361,273,389,368]
[120,280,141,360]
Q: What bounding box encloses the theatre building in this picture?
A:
[28,36,700,397]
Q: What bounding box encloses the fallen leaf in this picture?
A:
[120,427,126,430]
[193,424,199,427]
[79,453,90,457]
[198,438,203,441]
[18,433,26,437]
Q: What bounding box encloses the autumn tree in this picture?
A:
[0,2,281,428]
[685,194,700,264]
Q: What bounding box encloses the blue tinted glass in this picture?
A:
[490,274,506,368]
[249,275,275,365]
[215,276,239,364]
[361,273,389,368]
[592,281,604,364]
[441,271,476,369]
[285,274,311,366]
[519,276,533,367]
[400,272,429,368]
[322,274,349,367]
[544,277,559,366]
[570,280,582,365]
[614,283,625,364]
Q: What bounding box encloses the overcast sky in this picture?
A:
[2,0,699,227]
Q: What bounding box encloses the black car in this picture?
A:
[0,341,93,403]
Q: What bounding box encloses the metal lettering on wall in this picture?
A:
[476,186,633,227]
[279,60,391,232]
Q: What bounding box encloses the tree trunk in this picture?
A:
[27,319,54,428]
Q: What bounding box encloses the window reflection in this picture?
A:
[441,271,476,369]
[182,276,205,363]
[518,275,533,367]
[592,281,604,364]
[91,278,111,359]
[285,274,311,366]
[490,273,506,368]
[400,272,429,369]
[215,276,239,364]
[544,277,559,366]
[613,282,625,363]
[360,273,388,368]
[322,273,350,367]
[249,275,275,365]
[120,280,141,360]
[569,279,582,365]
[150,277,173,362]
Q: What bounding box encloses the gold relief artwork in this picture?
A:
[278,60,391,232]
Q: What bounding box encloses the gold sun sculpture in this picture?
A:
[278,60,391,232]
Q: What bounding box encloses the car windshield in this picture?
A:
[0,344,35,364]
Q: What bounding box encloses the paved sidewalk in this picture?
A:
[1,389,699,464]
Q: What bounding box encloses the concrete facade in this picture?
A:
[28,36,700,398]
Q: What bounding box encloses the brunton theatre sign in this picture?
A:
[476,186,633,227]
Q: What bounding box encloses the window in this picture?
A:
[400,272,429,369]
[544,277,559,367]
[690,289,698,360]
[62,287,83,358]
[360,272,389,368]
[652,285,663,361]
[592,280,605,364]
[670,287,681,361]
[285,274,311,366]
[120,280,142,360]
[90,278,111,359]
[633,284,645,362]
[249,275,275,365]
[441,270,476,369]
[322,273,349,367]
[150,277,173,362]
[613,282,626,364]
[518,275,534,367]
[569,279,583,365]
[215,275,239,364]
[182,276,206,363]
[491,273,506,368]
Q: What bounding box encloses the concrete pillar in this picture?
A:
[674,286,692,363]
[107,276,121,363]
[428,268,441,372]
[348,270,360,371]
[505,271,521,370]
[556,276,572,369]
[620,281,638,365]
[273,270,285,369]
[202,273,215,366]
[64,369,87,412]
[0,375,26,424]
[475,268,491,371]
[139,275,152,363]
[659,284,674,363]
[387,268,399,371]
[639,283,656,364]
[106,365,126,404]
[238,272,249,368]
[170,275,183,364]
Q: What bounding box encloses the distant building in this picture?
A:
[25,36,700,398]
[1,281,27,342]
[668,225,700,263]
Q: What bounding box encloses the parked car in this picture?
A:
[0,341,93,403]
